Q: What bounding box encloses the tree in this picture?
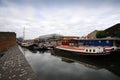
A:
[96,31,107,38]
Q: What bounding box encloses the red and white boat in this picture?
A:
[55,38,120,56]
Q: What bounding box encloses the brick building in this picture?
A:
[104,23,120,37]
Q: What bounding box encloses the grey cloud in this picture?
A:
[1,0,120,8]
[0,0,120,39]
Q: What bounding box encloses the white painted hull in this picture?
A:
[55,45,117,56]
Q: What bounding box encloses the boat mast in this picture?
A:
[23,26,25,41]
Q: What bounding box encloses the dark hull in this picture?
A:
[51,49,120,77]
[35,47,48,51]
[55,48,111,56]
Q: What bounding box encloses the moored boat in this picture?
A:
[55,38,120,56]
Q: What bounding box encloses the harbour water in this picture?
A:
[22,48,120,80]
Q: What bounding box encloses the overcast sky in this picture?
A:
[0,0,120,39]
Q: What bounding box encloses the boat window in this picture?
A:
[89,49,91,52]
[78,42,83,46]
[93,49,95,52]
[69,43,71,46]
[69,43,74,46]
[106,40,109,44]
[71,43,74,46]
[98,40,101,43]
[89,41,92,45]
[91,41,93,44]
[86,49,88,52]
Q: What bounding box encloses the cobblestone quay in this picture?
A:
[0,45,38,80]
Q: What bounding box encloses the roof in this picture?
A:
[62,36,79,38]
[76,37,120,41]
[105,23,120,32]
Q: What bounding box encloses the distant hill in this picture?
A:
[104,23,120,37]
[38,34,63,40]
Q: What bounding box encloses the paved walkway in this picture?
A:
[0,45,38,80]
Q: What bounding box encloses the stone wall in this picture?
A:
[0,32,16,51]
[0,45,38,80]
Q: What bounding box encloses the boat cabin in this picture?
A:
[61,38,120,47]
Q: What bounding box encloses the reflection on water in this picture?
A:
[22,48,120,80]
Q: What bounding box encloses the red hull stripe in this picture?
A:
[57,46,85,51]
